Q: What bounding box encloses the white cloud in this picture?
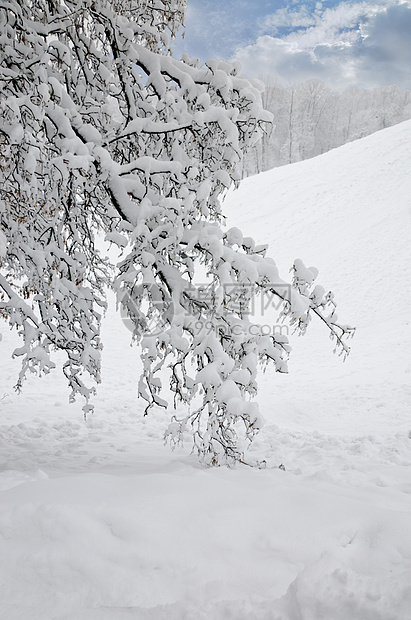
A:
[174,0,263,64]
[261,6,316,33]
[233,0,411,90]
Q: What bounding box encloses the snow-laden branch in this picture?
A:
[0,0,353,463]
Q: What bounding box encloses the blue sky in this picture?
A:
[173,0,411,90]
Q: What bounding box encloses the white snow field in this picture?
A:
[1,120,411,619]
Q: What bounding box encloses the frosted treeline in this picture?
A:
[243,80,411,176]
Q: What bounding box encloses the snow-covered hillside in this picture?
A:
[1,121,411,619]
[225,117,411,435]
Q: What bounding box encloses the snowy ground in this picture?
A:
[1,121,411,619]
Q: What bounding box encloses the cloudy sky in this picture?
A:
[173,0,411,90]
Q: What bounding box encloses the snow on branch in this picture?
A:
[0,0,353,463]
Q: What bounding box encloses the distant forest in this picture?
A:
[243,80,411,176]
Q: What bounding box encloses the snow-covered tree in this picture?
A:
[0,0,353,464]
